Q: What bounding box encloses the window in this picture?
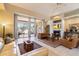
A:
[17,16,29,21]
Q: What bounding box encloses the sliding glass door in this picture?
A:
[17,21,29,38]
[30,18,35,37]
[15,14,36,39]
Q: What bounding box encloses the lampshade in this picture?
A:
[53,16,61,20]
[2,24,6,26]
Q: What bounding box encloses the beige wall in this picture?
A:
[0,4,5,11]
[0,3,42,36]
[0,10,13,35]
[64,17,79,31]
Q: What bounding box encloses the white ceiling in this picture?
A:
[11,3,79,17]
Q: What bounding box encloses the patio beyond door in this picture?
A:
[18,21,29,38]
[15,14,36,39]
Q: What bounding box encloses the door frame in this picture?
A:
[14,13,36,39]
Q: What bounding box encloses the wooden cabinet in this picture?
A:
[38,33,50,39]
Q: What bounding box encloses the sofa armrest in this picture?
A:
[23,47,48,56]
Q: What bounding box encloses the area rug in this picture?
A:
[39,39,61,48]
[18,42,42,55]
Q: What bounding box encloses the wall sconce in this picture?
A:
[2,24,6,26]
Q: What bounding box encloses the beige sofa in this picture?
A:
[0,42,16,56]
[59,38,79,49]
[23,47,48,56]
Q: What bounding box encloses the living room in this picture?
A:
[0,3,79,56]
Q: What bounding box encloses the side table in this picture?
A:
[24,41,33,52]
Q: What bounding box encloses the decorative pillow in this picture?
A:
[69,39,73,42]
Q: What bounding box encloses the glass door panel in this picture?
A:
[30,23,35,37]
[17,21,29,38]
[36,20,43,33]
[15,15,36,39]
